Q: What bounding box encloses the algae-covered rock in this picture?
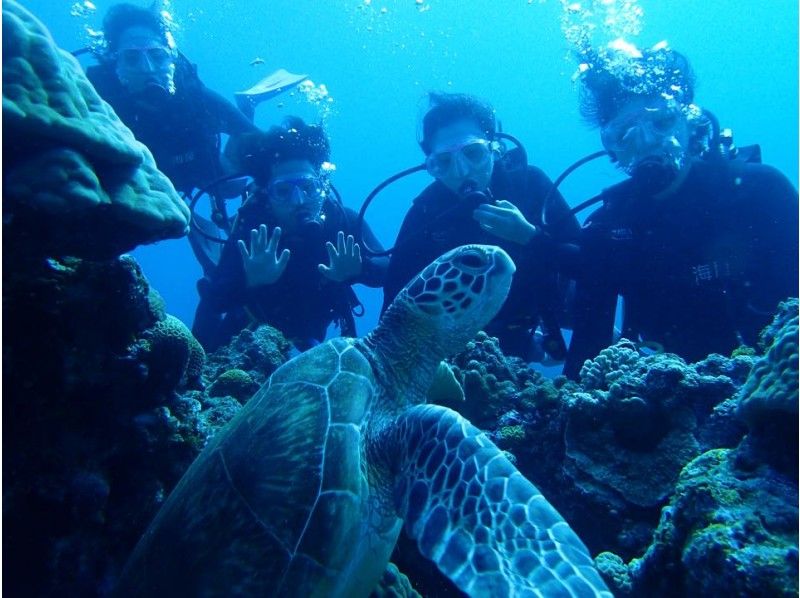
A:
[204,324,291,387]
[3,252,211,596]
[496,424,526,449]
[624,448,798,597]
[594,551,633,597]
[3,0,189,259]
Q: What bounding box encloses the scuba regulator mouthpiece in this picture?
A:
[137,81,175,103]
[459,181,494,208]
[297,210,323,235]
[459,180,479,196]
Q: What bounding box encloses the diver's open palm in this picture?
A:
[473,200,538,245]
[318,231,362,282]
[238,224,290,287]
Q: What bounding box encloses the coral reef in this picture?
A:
[439,331,561,430]
[3,0,189,260]
[593,304,799,597]
[559,342,752,554]
[3,252,289,596]
[9,261,791,598]
[430,333,752,560]
[7,267,794,597]
[609,448,798,597]
[204,324,292,388]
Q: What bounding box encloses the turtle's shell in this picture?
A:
[121,337,400,596]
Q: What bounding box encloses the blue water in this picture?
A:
[24,0,799,335]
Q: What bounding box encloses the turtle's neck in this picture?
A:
[359,298,450,408]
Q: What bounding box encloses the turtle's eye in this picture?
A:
[453,248,488,271]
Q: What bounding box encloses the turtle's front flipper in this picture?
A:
[390,404,611,597]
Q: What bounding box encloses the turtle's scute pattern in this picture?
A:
[119,337,386,596]
[392,405,612,597]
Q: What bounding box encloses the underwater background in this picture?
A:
[5,2,799,596]
[22,0,799,335]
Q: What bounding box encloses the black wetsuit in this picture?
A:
[193,195,388,351]
[86,60,255,195]
[564,158,799,379]
[87,59,256,274]
[382,153,581,359]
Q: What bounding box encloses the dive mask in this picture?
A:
[114,43,176,95]
[266,174,327,230]
[425,138,496,179]
[267,175,326,204]
[601,103,690,176]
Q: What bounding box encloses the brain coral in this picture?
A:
[137,315,206,394]
[3,0,189,258]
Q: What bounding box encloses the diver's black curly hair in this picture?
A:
[419,92,496,155]
[578,47,696,128]
[102,3,168,54]
[229,117,331,185]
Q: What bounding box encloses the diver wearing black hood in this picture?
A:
[193,118,388,352]
[85,3,258,276]
[86,3,255,195]
[563,45,799,379]
[381,93,581,361]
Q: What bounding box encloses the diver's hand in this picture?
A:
[318,231,362,282]
[238,224,290,287]
[473,200,539,245]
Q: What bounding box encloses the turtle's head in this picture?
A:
[393,244,515,349]
[366,245,514,398]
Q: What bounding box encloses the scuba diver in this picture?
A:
[192,117,388,352]
[563,44,799,379]
[84,3,307,274]
[377,92,581,362]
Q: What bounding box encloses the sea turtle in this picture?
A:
[118,244,611,597]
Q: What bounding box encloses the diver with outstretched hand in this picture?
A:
[193,117,387,352]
